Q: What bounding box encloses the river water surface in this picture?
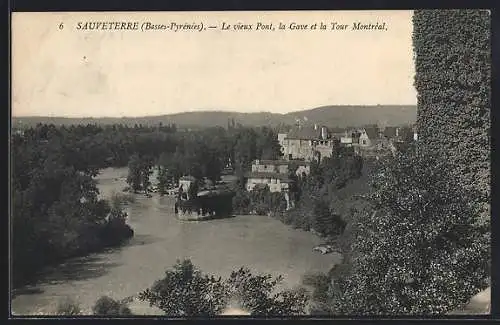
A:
[11,168,340,315]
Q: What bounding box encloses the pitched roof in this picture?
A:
[364,126,379,139]
[286,126,322,140]
[245,172,291,182]
[256,159,290,166]
[288,160,311,167]
[330,132,346,138]
[254,159,310,168]
[329,127,346,133]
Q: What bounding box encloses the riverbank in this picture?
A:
[11,167,340,316]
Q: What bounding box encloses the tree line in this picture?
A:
[11,122,283,287]
[11,127,135,287]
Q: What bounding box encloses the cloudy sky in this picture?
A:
[12,10,416,117]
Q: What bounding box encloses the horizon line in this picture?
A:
[12,104,418,119]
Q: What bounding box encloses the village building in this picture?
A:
[245,171,291,193]
[245,159,311,192]
[340,132,354,146]
[279,124,339,162]
[251,159,289,174]
[359,126,379,147]
[245,159,311,210]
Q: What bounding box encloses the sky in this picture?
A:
[12,10,416,117]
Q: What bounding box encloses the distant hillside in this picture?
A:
[12,105,416,129]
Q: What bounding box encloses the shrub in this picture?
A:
[138,259,229,316]
[138,259,309,316]
[56,298,81,315]
[92,295,132,316]
[110,192,136,207]
[226,267,309,316]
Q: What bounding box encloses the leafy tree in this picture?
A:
[140,156,154,194]
[126,153,143,193]
[56,298,81,315]
[233,128,258,170]
[92,296,132,316]
[330,146,490,315]
[157,165,168,196]
[138,259,309,317]
[413,10,490,223]
[11,125,134,287]
[302,272,332,314]
[138,259,229,316]
[255,126,282,160]
[232,189,251,215]
[226,267,308,316]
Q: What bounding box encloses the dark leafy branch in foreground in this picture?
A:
[138,259,308,317]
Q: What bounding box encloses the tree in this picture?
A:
[56,298,81,315]
[138,259,229,316]
[92,296,132,316]
[11,125,134,287]
[157,165,168,196]
[126,153,142,193]
[138,259,309,317]
[226,267,308,316]
[233,128,258,170]
[413,10,490,224]
[140,156,154,194]
[255,126,282,160]
[331,146,490,315]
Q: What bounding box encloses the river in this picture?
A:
[11,167,341,315]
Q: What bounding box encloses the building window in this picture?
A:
[362,140,366,145]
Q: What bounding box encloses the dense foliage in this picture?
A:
[138,259,308,316]
[232,185,288,216]
[56,298,82,316]
[11,127,134,287]
[413,10,491,222]
[92,296,132,316]
[324,145,490,315]
[127,153,154,193]
[278,146,363,238]
[303,11,492,316]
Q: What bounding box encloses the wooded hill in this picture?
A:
[13,105,416,129]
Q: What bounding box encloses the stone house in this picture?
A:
[279,124,338,162]
[358,126,380,147]
[245,159,297,210]
[245,172,291,193]
[340,132,353,146]
[245,159,310,193]
[251,159,289,174]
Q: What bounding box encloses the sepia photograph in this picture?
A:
[10,9,491,317]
